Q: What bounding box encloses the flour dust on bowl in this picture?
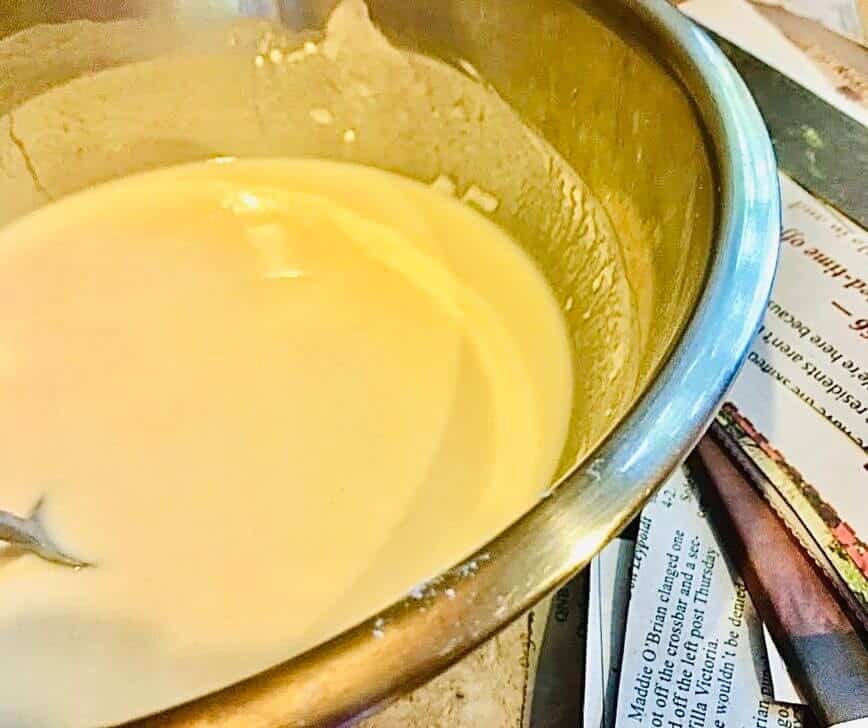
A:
[0,1,779,726]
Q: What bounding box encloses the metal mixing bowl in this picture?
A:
[0,1,779,725]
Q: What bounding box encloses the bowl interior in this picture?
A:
[0,1,719,724]
[0,0,715,480]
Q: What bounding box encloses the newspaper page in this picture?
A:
[614,468,805,728]
[719,174,868,621]
[583,536,804,713]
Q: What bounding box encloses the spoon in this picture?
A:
[0,498,92,568]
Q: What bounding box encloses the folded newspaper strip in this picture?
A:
[582,504,808,718]
[614,469,806,728]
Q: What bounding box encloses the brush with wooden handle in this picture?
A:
[691,425,868,728]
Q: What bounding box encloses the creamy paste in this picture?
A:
[0,158,573,727]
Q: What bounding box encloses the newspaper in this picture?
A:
[608,171,868,727]
[724,174,868,619]
[680,0,868,126]
[763,625,805,707]
[583,527,805,715]
[584,538,635,728]
[614,469,805,728]
[751,0,867,46]
[524,574,589,728]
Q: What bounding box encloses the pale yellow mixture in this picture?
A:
[0,158,573,726]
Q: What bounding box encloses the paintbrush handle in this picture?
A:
[692,428,868,728]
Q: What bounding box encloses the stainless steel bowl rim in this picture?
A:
[135,1,781,725]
